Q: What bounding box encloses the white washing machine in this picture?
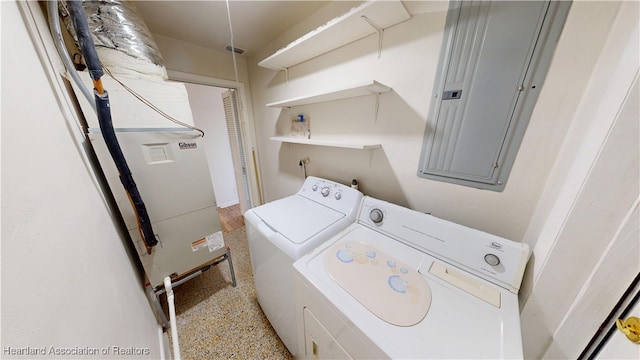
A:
[293,196,530,359]
[245,176,363,356]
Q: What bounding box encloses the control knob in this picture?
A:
[334,192,342,200]
[312,185,318,191]
[369,208,384,223]
[321,187,330,197]
[484,253,501,266]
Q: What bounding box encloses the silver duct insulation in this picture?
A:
[63,0,167,79]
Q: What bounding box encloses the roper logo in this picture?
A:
[178,142,197,150]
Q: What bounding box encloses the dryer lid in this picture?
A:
[324,239,432,326]
[253,195,344,244]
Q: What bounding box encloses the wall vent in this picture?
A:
[225,45,245,54]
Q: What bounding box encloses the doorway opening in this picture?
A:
[169,71,262,232]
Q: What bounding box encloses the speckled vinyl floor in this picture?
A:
[165,226,293,359]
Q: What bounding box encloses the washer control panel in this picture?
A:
[299,176,363,215]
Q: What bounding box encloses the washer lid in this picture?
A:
[253,195,344,244]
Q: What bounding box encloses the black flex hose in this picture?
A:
[67,0,157,248]
[67,1,102,81]
[93,93,158,248]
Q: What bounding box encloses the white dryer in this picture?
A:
[245,176,363,356]
[293,196,530,359]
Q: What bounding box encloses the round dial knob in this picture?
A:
[312,185,318,191]
[334,192,342,200]
[369,208,384,223]
[320,187,330,197]
[484,253,501,266]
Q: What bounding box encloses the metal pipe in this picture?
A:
[47,0,95,112]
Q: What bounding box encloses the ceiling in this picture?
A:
[131,1,334,57]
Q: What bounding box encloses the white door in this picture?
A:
[222,89,251,214]
[536,76,639,359]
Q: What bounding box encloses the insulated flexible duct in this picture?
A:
[62,0,167,79]
[66,0,157,250]
[55,0,203,135]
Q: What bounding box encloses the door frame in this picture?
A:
[167,70,264,209]
[519,2,639,357]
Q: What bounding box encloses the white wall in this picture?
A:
[153,33,250,84]
[1,1,162,357]
[185,83,239,208]
[247,0,616,242]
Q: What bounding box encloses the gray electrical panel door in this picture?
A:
[418,1,570,191]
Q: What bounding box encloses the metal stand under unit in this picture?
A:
[147,247,237,328]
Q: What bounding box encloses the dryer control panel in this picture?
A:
[357,196,530,294]
[298,177,363,216]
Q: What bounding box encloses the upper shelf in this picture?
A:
[266,80,391,108]
[270,136,381,150]
[258,0,411,70]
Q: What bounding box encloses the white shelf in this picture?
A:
[258,0,411,70]
[266,80,391,108]
[270,136,381,150]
